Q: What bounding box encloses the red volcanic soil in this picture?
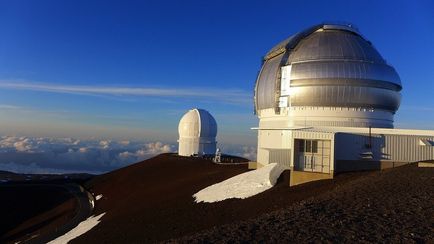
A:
[73,153,378,243]
[2,154,432,243]
[179,164,434,243]
[74,153,249,243]
[0,184,77,243]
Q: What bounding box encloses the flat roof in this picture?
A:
[252,126,434,136]
[304,127,434,136]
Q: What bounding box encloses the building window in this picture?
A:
[300,140,318,153]
[419,139,434,146]
[306,140,311,152]
[312,140,318,153]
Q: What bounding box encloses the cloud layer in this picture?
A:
[0,136,174,174]
[0,135,257,175]
[219,144,257,161]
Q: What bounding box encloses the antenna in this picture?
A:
[368,126,372,149]
[213,148,221,163]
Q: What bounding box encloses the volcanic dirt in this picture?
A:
[2,154,433,243]
[73,153,381,243]
[0,173,93,243]
[178,164,434,243]
[0,184,77,243]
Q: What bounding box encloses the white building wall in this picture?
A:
[257,129,292,168]
[256,129,336,171]
[178,138,216,156]
[256,127,292,169]
[335,133,434,163]
[382,135,434,162]
[286,107,394,128]
[256,125,434,173]
[257,148,270,165]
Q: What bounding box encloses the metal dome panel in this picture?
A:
[290,62,402,89]
[255,53,284,111]
[254,23,403,115]
[289,85,401,111]
[288,30,385,64]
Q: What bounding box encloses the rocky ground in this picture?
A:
[2,154,432,243]
[0,184,77,243]
[177,164,434,243]
[74,154,371,243]
[0,173,92,243]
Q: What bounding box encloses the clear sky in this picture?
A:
[0,0,433,146]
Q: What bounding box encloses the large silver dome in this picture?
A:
[254,23,402,119]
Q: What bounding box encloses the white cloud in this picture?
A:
[0,135,255,174]
[99,140,111,149]
[116,141,173,164]
[217,144,257,161]
[144,141,172,154]
[0,81,250,105]
[241,146,257,160]
[0,162,102,175]
[0,104,21,109]
[119,140,130,146]
[0,135,175,174]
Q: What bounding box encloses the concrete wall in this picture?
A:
[289,170,333,186]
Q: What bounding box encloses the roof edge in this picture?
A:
[264,23,362,60]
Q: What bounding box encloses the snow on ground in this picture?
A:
[95,194,103,201]
[48,213,105,244]
[194,163,285,203]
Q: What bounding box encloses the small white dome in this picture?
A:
[178,108,217,138]
[178,108,217,156]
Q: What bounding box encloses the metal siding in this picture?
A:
[382,134,434,162]
[335,133,434,162]
[269,149,291,168]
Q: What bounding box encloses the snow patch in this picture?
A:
[95,194,103,201]
[193,163,285,203]
[48,213,105,244]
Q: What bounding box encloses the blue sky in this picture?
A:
[0,0,433,146]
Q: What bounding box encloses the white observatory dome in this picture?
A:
[178,108,217,156]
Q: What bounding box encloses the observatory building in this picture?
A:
[178,108,217,156]
[252,23,434,186]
